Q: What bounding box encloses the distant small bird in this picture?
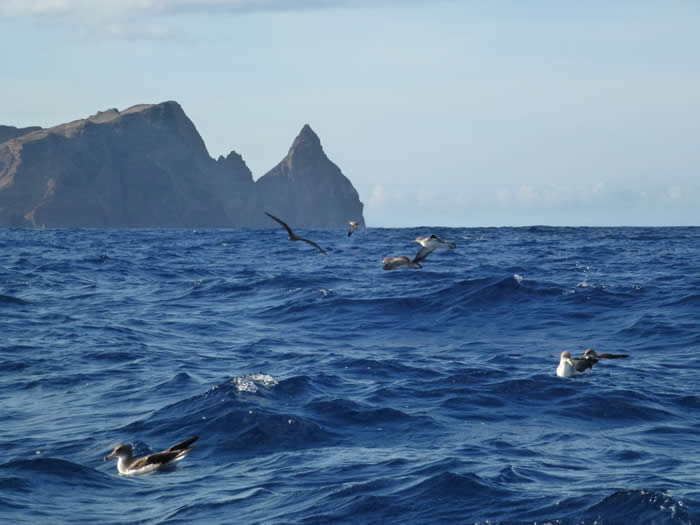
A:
[556,349,629,377]
[264,212,327,255]
[347,221,360,237]
[104,436,198,475]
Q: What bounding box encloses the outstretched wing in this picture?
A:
[300,237,327,255]
[412,245,436,264]
[264,212,294,237]
[596,353,629,359]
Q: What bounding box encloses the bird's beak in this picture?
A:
[566,358,575,367]
[104,452,115,461]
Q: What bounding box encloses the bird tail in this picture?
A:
[448,242,456,249]
[168,436,199,452]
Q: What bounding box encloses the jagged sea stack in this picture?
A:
[255,125,365,228]
[0,105,365,228]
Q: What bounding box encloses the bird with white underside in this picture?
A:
[556,349,629,377]
[104,436,198,475]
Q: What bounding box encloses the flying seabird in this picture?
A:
[347,221,359,237]
[556,349,629,377]
[104,436,198,475]
[414,234,456,261]
[382,256,419,270]
[384,234,457,269]
[264,212,327,255]
[381,242,435,270]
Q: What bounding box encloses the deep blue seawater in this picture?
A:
[1,226,699,524]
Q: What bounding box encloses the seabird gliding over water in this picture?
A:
[347,221,359,237]
[264,212,327,255]
[104,436,198,475]
[382,256,421,270]
[414,234,457,259]
[556,349,629,377]
[382,244,434,270]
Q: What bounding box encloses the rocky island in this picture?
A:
[0,101,365,228]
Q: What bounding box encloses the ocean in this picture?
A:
[1,226,699,524]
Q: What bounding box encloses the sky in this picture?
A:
[1,1,699,227]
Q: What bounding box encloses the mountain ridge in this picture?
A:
[0,102,364,228]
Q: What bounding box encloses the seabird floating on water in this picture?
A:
[264,212,327,255]
[104,436,198,475]
[556,349,629,377]
[347,221,359,237]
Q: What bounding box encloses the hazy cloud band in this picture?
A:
[0,0,426,18]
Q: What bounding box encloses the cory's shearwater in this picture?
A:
[104,436,198,475]
[414,234,457,261]
[347,221,359,237]
[265,212,327,255]
[381,243,435,270]
[556,349,629,377]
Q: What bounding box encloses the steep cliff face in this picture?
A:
[0,102,257,227]
[0,104,365,228]
[256,125,365,228]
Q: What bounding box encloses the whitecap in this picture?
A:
[232,373,279,393]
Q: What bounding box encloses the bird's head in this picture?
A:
[583,349,598,359]
[104,444,133,461]
[560,351,574,367]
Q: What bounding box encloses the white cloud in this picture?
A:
[591,182,605,194]
[367,183,407,209]
[0,0,425,18]
[516,184,538,206]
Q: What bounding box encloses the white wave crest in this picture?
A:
[232,373,279,393]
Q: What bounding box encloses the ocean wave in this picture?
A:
[580,489,693,524]
[0,458,107,486]
[307,398,436,428]
[3,227,700,523]
[232,373,279,393]
[0,293,26,304]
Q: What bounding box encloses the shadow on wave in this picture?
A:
[520,488,695,525]
[306,475,693,525]
[305,471,519,523]
[0,293,27,305]
[0,458,111,491]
